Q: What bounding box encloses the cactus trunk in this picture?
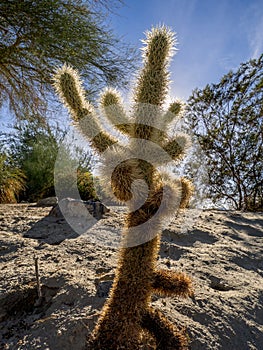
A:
[89,237,160,349]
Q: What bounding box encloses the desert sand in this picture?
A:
[0,203,263,349]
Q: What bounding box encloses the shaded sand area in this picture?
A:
[1,204,263,349]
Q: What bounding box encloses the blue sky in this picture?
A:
[110,0,263,100]
[1,0,262,126]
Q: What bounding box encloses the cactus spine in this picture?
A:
[54,26,193,350]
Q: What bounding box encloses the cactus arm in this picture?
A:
[179,177,194,209]
[152,270,193,297]
[162,99,185,126]
[53,65,116,153]
[110,158,145,202]
[162,134,191,162]
[132,27,176,143]
[142,307,189,350]
[100,87,132,135]
[89,130,116,153]
[133,26,176,106]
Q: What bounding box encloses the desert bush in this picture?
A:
[1,116,96,202]
[77,169,97,201]
[0,153,26,203]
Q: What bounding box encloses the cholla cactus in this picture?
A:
[54,26,193,350]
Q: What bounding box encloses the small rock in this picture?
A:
[36,197,58,207]
[49,198,109,220]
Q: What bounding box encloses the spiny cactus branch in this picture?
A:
[100,88,132,135]
[54,65,116,153]
[153,270,193,297]
[142,308,189,350]
[134,26,176,106]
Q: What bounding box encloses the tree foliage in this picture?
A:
[0,0,137,117]
[186,54,263,211]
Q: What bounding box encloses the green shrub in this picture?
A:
[1,116,95,202]
[77,169,97,201]
[0,153,26,203]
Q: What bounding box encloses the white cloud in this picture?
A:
[250,15,263,58]
[243,2,263,59]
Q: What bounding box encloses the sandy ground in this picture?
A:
[0,203,263,349]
